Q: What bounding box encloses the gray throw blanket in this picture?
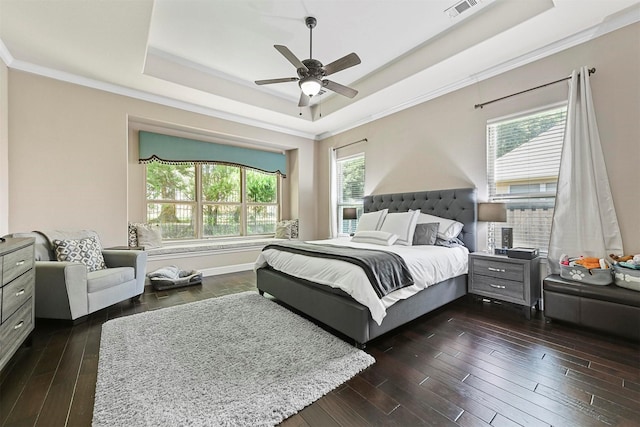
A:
[263,241,414,298]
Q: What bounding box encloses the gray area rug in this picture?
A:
[92,291,375,426]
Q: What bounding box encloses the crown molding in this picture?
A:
[0,38,13,67]
[2,5,637,143]
[316,7,640,140]
[4,55,316,141]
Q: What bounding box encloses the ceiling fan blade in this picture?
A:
[323,80,358,98]
[323,53,361,76]
[274,45,308,71]
[255,77,299,85]
[298,92,311,107]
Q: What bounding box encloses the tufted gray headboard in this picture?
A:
[363,188,477,252]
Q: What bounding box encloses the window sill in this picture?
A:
[146,237,280,257]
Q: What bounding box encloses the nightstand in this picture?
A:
[468,252,541,319]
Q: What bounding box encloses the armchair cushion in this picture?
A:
[87,267,135,293]
[52,236,107,272]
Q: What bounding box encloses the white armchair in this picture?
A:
[6,230,147,321]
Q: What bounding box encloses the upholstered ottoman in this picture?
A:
[543,274,640,341]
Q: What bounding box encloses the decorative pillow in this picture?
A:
[275,219,298,239]
[128,223,139,247]
[413,222,439,245]
[355,209,388,233]
[379,210,421,246]
[52,237,107,272]
[288,219,299,239]
[351,230,398,246]
[416,212,464,240]
[275,222,292,239]
[136,223,163,249]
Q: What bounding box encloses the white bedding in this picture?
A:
[254,238,469,325]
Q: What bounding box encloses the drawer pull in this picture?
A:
[15,289,26,297]
[487,267,506,273]
[16,260,25,266]
[489,284,506,289]
[14,321,24,330]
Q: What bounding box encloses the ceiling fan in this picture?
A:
[255,16,361,107]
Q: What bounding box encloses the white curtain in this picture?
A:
[329,147,338,238]
[548,66,623,275]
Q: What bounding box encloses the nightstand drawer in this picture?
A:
[2,269,35,323]
[472,257,524,282]
[471,275,524,302]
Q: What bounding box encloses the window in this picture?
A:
[487,104,567,252]
[146,163,279,240]
[336,154,365,235]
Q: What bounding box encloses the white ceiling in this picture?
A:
[1,0,639,140]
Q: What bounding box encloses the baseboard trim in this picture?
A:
[200,263,255,277]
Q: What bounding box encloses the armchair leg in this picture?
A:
[130,294,142,303]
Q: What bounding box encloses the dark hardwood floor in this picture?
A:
[1,271,639,426]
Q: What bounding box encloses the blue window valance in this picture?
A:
[138,131,286,177]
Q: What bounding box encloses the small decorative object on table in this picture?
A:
[147,265,202,291]
[559,254,612,285]
[610,253,640,291]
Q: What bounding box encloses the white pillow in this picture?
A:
[379,211,421,246]
[417,212,464,240]
[136,223,163,248]
[351,230,398,246]
[355,209,388,232]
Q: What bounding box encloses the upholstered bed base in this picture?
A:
[258,267,467,346]
[257,187,477,347]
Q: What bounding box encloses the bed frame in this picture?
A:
[257,187,477,347]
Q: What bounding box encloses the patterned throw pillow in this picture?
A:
[288,219,299,239]
[128,223,139,247]
[53,237,107,272]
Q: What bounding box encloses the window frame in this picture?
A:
[145,163,280,241]
[486,102,567,254]
[335,153,365,235]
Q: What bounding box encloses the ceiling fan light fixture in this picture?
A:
[299,77,322,96]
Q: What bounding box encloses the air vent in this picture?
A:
[446,0,481,18]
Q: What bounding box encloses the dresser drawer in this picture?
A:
[0,298,34,359]
[2,269,34,323]
[472,257,524,282]
[2,245,34,285]
[470,274,525,303]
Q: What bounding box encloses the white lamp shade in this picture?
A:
[299,77,322,96]
[478,202,507,222]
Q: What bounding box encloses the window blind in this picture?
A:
[487,105,567,252]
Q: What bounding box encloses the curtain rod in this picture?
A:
[474,67,596,109]
[333,138,368,151]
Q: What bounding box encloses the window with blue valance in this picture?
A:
[138,131,286,177]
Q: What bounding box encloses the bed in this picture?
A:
[256,188,477,347]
